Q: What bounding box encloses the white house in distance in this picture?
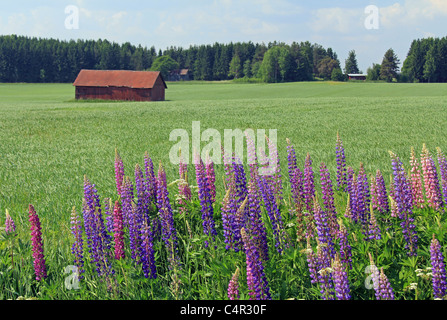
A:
[347,74,367,81]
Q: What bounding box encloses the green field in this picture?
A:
[1,81,447,300]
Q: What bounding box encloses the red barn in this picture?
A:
[73,70,167,101]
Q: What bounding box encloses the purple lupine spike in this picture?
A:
[140,217,157,279]
[316,243,335,300]
[319,162,338,239]
[370,175,379,211]
[178,149,192,215]
[257,174,289,254]
[246,131,259,180]
[29,204,47,281]
[104,198,114,235]
[228,267,240,300]
[144,151,157,211]
[421,144,443,211]
[377,268,394,300]
[241,227,271,300]
[345,167,357,222]
[331,254,351,300]
[70,207,85,280]
[205,153,216,203]
[92,207,114,278]
[157,162,179,268]
[335,132,347,191]
[305,237,319,284]
[221,186,238,251]
[338,220,352,270]
[135,163,147,216]
[390,151,418,256]
[5,209,16,235]
[112,201,125,260]
[303,153,315,212]
[312,196,335,260]
[430,234,447,299]
[246,178,269,262]
[375,170,390,214]
[125,177,142,261]
[115,149,125,197]
[194,154,218,247]
[367,203,382,241]
[436,147,447,208]
[410,147,425,209]
[357,163,371,235]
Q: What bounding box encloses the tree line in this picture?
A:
[1,34,446,83]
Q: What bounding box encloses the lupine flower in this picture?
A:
[346,169,359,223]
[70,207,84,280]
[375,170,390,214]
[410,147,425,209]
[421,144,443,211]
[319,162,338,238]
[344,194,352,220]
[312,196,335,260]
[335,132,347,191]
[178,149,192,215]
[241,227,271,300]
[246,178,269,262]
[331,254,351,300]
[357,163,370,235]
[126,178,142,261]
[430,234,447,299]
[104,198,114,235]
[221,183,242,252]
[367,203,382,241]
[370,175,379,211]
[144,151,157,211]
[390,151,418,256]
[228,267,240,300]
[29,204,47,281]
[436,147,447,207]
[377,268,395,300]
[338,220,352,270]
[112,201,125,260]
[195,154,218,247]
[265,135,283,204]
[115,149,125,197]
[140,217,157,279]
[305,237,319,284]
[205,153,216,203]
[157,162,179,268]
[246,132,259,180]
[257,174,289,253]
[303,153,315,212]
[316,245,335,300]
[5,209,16,235]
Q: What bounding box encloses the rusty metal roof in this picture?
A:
[73,70,167,89]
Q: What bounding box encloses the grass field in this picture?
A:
[1,80,447,301]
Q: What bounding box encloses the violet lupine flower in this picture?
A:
[312,197,335,261]
[335,132,347,191]
[221,182,242,252]
[305,237,319,284]
[316,244,335,300]
[377,268,395,300]
[430,234,447,299]
[410,147,425,209]
[29,204,47,281]
[104,198,114,235]
[390,151,418,256]
[241,227,271,300]
[115,149,125,197]
[195,154,218,247]
[367,203,382,241]
[246,178,269,262]
[331,254,351,300]
[113,200,125,260]
[246,131,259,180]
[135,163,147,216]
[70,207,84,280]
[205,154,216,203]
[178,150,192,215]
[346,168,359,223]
[5,209,16,235]
[140,217,157,279]
[125,177,142,261]
[338,220,352,270]
[286,139,306,242]
[232,159,248,211]
[436,147,447,208]
[303,153,315,212]
[228,267,240,300]
[357,163,370,235]
[319,162,338,239]
[375,170,390,214]
[144,151,157,211]
[258,174,289,254]
[421,144,443,211]
[370,176,379,211]
[157,162,179,268]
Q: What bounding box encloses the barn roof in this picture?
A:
[73,70,167,89]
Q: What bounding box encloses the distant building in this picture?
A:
[348,74,367,81]
[73,69,167,101]
[168,69,191,81]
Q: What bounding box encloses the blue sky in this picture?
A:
[1,0,447,72]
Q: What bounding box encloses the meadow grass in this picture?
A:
[1,81,447,300]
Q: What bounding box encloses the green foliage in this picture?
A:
[150,55,179,80]
[344,50,360,75]
[380,48,400,82]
